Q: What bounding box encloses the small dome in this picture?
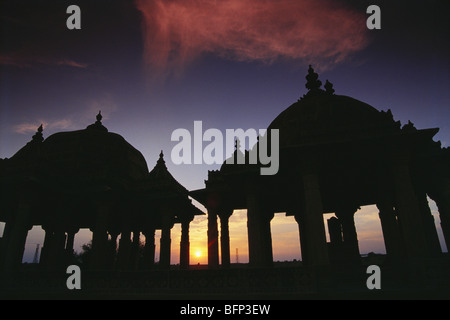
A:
[8,115,149,190]
[43,128,148,186]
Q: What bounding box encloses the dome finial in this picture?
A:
[86,110,108,132]
[157,150,166,166]
[32,124,44,143]
[325,80,335,95]
[305,65,322,93]
[96,110,103,124]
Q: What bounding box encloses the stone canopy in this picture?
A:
[0,112,203,272]
[191,66,450,270]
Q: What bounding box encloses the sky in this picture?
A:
[0,0,449,264]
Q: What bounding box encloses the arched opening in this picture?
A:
[271,213,301,263]
[22,226,44,263]
[73,228,93,256]
[189,215,208,266]
[323,206,386,265]
[354,205,386,255]
[228,210,249,265]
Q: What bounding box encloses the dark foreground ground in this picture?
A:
[1,256,449,300]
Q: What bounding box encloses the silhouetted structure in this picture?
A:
[191,66,450,272]
[0,68,449,297]
[0,112,203,273]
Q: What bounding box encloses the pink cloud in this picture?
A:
[13,119,73,135]
[12,123,44,135]
[135,0,369,78]
[56,59,88,69]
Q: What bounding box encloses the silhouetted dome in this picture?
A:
[267,66,402,148]
[8,115,149,190]
[268,91,400,148]
[220,140,255,174]
[43,127,148,186]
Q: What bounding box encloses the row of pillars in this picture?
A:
[207,162,449,270]
[0,207,195,273]
[207,172,331,270]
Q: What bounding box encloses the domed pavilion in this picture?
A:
[191,66,450,271]
[0,112,203,272]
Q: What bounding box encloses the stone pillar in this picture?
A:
[142,228,156,270]
[65,231,76,256]
[52,230,67,268]
[377,202,405,263]
[160,212,173,269]
[1,204,32,272]
[246,193,273,267]
[160,226,171,269]
[91,229,108,269]
[180,217,192,270]
[207,208,219,269]
[335,208,361,264]
[301,173,329,269]
[261,211,274,267]
[39,227,53,267]
[219,210,233,268]
[131,231,141,270]
[294,213,308,266]
[40,227,69,268]
[327,216,343,265]
[116,229,132,270]
[0,220,13,268]
[393,161,429,262]
[327,217,343,244]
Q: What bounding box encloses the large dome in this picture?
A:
[7,112,149,190]
[268,67,400,148]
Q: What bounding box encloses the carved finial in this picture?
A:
[96,111,102,124]
[157,150,166,166]
[402,120,417,132]
[32,124,44,143]
[325,80,335,95]
[86,110,108,132]
[305,65,322,92]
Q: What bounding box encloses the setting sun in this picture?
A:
[195,250,202,258]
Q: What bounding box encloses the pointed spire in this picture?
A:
[31,124,44,143]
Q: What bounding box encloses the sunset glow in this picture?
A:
[0,1,448,265]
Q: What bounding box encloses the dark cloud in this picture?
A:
[0,0,142,69]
